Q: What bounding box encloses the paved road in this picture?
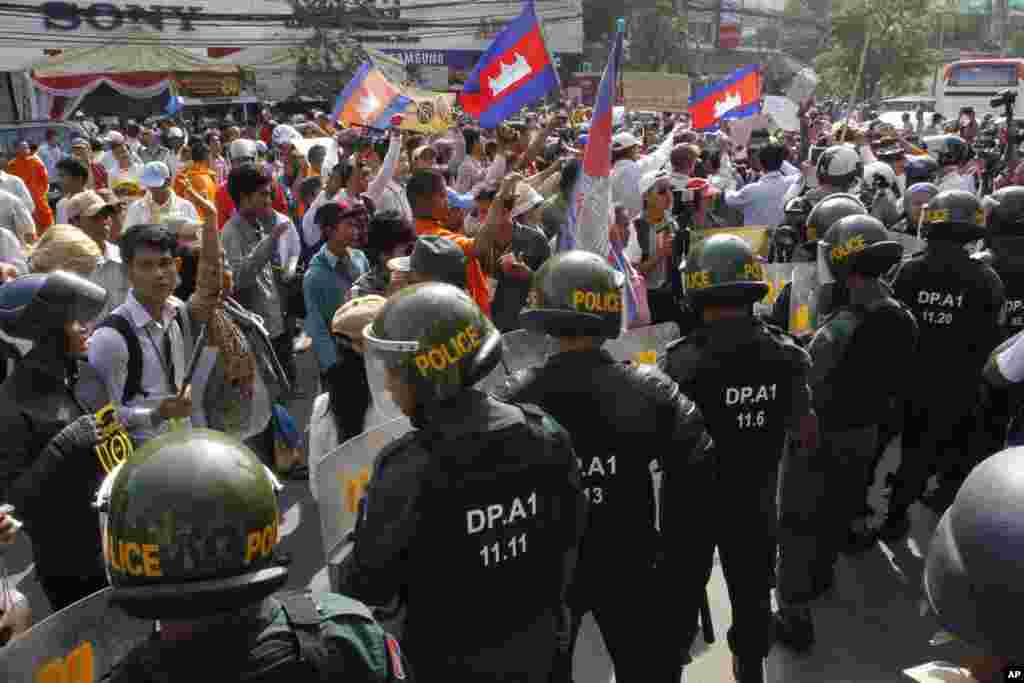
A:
[1,344,991,681]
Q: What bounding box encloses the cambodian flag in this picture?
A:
[458,0,560,129]
[333,62,411,130]
[688,64,762,131]
[558,20,638,326]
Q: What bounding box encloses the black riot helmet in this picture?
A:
[819,214,902,282]
[784,196,813,232]
[925,447,1024,656]
[983,186,1024,239]
[923,134,969,167]
[816,145,863,190]
[0,270,107,342]
[683,234,769,307]
[905,155,940,185]
[805,193,867,243]
[98,429,287,619]
[920,190,986,243]
[363,282,502,405]
[520,250,624,339]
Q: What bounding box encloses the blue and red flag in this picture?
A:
[458,0,560,129]
[558,20,638,327]
[332,62,411,130]
[687,64,762,131]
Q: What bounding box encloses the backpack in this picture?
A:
[244,590,411,682]
[95,307,188,403]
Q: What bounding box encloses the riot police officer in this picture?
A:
[499,251,712,682]
[338,282,585,682]
[921,446,1024,674]
[105,429,409,682]
[784,144,863,208]
[974,187,1024,457]
[905,154,940,186]
[981,186,1024,338]
[776,215,918,653]
[885,190,1005,540]
[803,193,871,322]
[661,235,815,682]
[0,271,113,611]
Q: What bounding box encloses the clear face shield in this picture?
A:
[817,241,837,286]
[361,325,418,422]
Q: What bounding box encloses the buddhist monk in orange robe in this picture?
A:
[7,141,53,232]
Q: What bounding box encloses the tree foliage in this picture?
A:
[287,0,372,100]
[813,0,939,101]
[627,0,688,72]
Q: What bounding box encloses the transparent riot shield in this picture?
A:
[0,587,151,682]
[476,329,553,395]
[316,418,414,592]
[606,322,680,365]
[754,263,796,319]
[789,263,820,337]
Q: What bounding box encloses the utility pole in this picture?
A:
[676,0,690,74]
[931,11,944,96]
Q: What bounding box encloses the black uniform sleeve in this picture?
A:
[7,415,98,535]
[980,264,1007,358]
[778,332,814,428]
[335,435,432,606]
[634,363,711,470]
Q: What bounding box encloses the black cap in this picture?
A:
[388,235,467,289]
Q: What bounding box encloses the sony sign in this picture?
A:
[40,2,204,31]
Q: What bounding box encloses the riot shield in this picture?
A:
[476,329,553,395]
[754,263,796,319]
[316,418,414,590]
[606,322,680,365]
[0,587,151,682]
[789,263,819,337]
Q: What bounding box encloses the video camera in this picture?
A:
[992,89,1018,110]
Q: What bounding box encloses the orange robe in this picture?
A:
[7,156,53,231]
[174,162,218,223]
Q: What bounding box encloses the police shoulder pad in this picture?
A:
[761,322,800,346]
[376,431,423,468]
[628,362,682,405]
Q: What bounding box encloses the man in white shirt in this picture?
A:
[36,129,64,179]
[54,156,90,225]
[0,188,36,246]
[724,142,801,227]
[88,224,192,444]
[65,190,129,318]
[611,124,683,219]
[371,130,413,223]
[0,170,35,215]
[123,161,200,232]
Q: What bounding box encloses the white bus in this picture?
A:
[936,58,1024,120]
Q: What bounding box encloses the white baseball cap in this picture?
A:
[228,138,259,162]
[139,161,171,189]
[166,126,184,139]
[272,124,301,147]
[511,184,544,219]
[612,131,641,152]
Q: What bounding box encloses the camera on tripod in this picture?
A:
[992,89,1018,110]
